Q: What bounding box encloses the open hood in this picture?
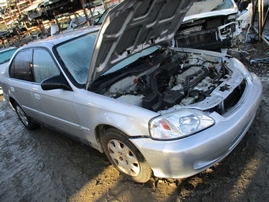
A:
[87,0,195,85]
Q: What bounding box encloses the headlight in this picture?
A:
[149,109,215,140]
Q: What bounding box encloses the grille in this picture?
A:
[212,80,246,115]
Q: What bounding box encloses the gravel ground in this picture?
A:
[0,32,269,202]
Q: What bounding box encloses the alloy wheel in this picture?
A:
[107,139,140,176]
[16,105,29,126]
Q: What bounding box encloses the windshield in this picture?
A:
[186,0,235,16]
[56,32,98,85]
[0,48,17,64]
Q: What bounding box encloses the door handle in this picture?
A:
[34,93,41,100]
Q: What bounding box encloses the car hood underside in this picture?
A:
[87,0,195,86]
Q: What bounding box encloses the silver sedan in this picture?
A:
[0,0,262,183]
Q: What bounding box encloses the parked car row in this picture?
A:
[0,0,261,183]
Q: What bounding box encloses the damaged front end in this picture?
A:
[90,46,248,116]
[174,0,252,51]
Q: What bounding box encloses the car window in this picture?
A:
[213,0,234,10]
[186,0,234,16]
[9,49,33,82]
[0,48,17,64]
[59,19,71,30]
[33,49,60,83]
[94,10,107,25]
[56,32,97,85]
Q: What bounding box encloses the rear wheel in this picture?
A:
[102,128,152,183]
[14,102,39,130]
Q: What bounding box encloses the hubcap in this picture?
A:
[107,139,140,176]
[16,106,29,126]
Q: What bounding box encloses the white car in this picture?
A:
[0,0,262,183]
[175,0,252,51]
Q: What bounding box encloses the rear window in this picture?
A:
[9,49,33,82]
[186,0,235,16]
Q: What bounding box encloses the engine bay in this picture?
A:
[90,48,240,112]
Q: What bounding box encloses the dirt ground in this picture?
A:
[1,30,269,202]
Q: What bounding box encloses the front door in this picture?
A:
[31,48,83,139]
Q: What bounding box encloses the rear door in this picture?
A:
[8,48,41,120]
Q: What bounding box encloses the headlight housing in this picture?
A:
[149,109,214,140]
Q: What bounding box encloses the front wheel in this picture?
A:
[102,128,152,183]
[14,102,39,130]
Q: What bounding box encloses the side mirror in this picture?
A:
[41,75,72,91]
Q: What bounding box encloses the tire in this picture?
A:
[14,102,39,130]
[102,128,152,183]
